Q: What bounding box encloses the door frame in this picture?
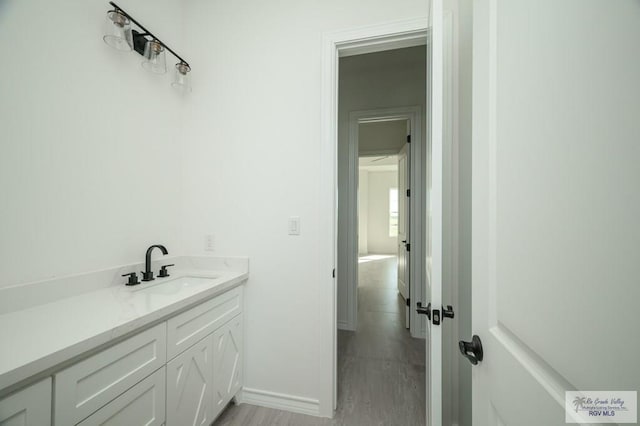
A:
[319,18,428,416]
[342,106,425,340]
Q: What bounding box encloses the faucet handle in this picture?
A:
[122,272,140,286]
[158,264,175,278]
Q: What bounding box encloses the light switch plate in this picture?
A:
[204,234,215,251]
[288,217,300,235]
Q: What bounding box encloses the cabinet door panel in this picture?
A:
[212,315,243,419]
[0,378,51,426]
[77,367,165,426]
[55,323,166,425]
[166,336,213,426]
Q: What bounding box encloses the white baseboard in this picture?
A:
[236,387,321,417]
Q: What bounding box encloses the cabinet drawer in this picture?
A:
[0,378,51,426]
[77,367,165,426]
[55,323,167,425]
[167,286,242,360]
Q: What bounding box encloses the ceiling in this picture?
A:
[359,155,398,172]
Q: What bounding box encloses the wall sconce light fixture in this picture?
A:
[103,2,191,91]
[103,9,133,51]
[171,62,192,93]
[142,39,167,74]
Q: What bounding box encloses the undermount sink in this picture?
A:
[132,275,219,294]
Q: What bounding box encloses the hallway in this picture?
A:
[215,255,425,425]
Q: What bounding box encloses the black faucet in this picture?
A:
[141,244,168,281]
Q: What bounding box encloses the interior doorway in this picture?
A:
[318,18,429,417]
[340,106,425,338]
[333,44,427,423]
[358,119,410,330]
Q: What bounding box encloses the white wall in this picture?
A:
[0,0,471,421]
[0,0,184,289]
[358,170,369,255]
[337,46,426,337]
[366,171,398,254]
[359,120,407,154]
[182,0,426,416]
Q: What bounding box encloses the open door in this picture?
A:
[397,142,410,328]
[470,1,640,425]
[421,0,446,424]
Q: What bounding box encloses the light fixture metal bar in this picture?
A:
[109,1,190,67]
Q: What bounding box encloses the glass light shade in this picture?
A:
[142,40,167,74]
[103,10,133,51]
[171,63,192,92]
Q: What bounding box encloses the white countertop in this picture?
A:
[0,258,248,393]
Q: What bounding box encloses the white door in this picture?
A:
[471,1,640,425]
[166,336,214,426]
[397,142,410,328]
[425,0,445,424]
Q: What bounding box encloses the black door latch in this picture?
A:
[432,308,440,325]
[417,302,455,325]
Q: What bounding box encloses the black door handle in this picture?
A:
[442,305,454,319]
[416,302,431,320]
[459,335,483,365]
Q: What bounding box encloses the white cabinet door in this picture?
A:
[166,335,214,426]
[0,378,51,426]
[77,368,165,426]
[55,323,166,425]
[212,315,243,420]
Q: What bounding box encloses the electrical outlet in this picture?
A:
[204,234,215,252]
[288,217,301,235]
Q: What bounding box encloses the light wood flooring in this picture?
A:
[215,255,425,425]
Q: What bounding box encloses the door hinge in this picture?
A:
[406,298,410,307]
[407,134,411,143]
[406,189,410,197]
[332,268,335,278]
[406,243,410,252]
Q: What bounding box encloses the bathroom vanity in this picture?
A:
[0,256,248,426]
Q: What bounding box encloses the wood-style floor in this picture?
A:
[215,255,425,425]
